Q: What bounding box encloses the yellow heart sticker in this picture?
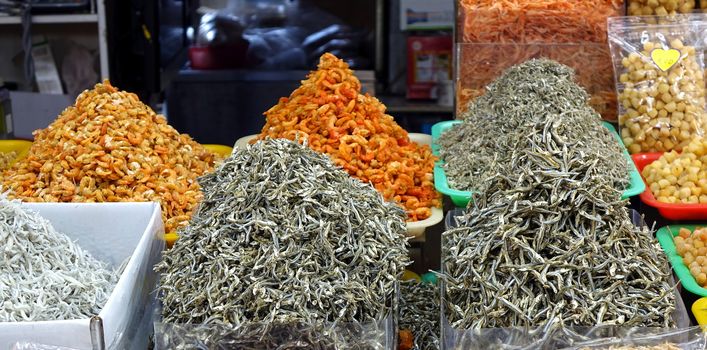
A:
[650,48,681,71]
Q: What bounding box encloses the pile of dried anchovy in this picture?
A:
[438,59,628,193]
[0,193,117,321]
[156,138,409,348]
[399,280,439,350]
[442,60,675,347]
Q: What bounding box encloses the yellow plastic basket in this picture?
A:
[203,144,233,158]
[0,140,32,168]
[693,297,707,326]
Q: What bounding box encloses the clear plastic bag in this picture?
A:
[627,0,696,16]
[10,342,79,350]
[154,318,394,350]
[608,14,707,154]
[454,0,623,120]
[441,209,693,349]
[441,326,707,350]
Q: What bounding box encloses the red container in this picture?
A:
[632,153,707,220]
[188,41,249,70]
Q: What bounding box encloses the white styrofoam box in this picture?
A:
[0,202,165,350]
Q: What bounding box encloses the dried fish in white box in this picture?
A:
[0,193,117,322]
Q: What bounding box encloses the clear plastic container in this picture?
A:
[441,209,691,349]
[455,0,623,120]
[456,43,617,120]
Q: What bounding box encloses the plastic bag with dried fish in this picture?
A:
[441,59,675,347]
[399,279,439,350]
[156,138,409,349]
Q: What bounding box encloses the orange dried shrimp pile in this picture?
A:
[257,53,440,221]
[456,0,623,120]
[2,81,218,233]
[0,151,18,171]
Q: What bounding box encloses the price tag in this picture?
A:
[651,48,681,71]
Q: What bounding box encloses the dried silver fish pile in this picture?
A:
[441,60,676,348]
[399,280,440,350]
[156,138,410,349]
[438,59,628,193]
[0,193,117,322]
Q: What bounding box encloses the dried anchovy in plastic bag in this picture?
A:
[0,193,117,322]
[399,280,439,350]
[156,138,410,349]
[438,59,629,193]
[441,60,675,347]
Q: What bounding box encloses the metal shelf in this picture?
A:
[0,14,98,25]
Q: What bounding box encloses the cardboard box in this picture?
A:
[406,35,452,100]
[0,202,165,350]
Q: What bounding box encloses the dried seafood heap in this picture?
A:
[0,193,117,321]
[399,280,439,350]
[0,151,17,170]
[439,59,628,193]
[2,81,218,233]
[442,60,675,347]
[257,53,440,221]
[156,138,409,349]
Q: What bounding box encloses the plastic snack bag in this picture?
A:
[627,0,696,16]
[608,14,707,154]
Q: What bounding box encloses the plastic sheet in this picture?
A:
[608,14,707,154]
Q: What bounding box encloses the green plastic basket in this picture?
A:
[657,225,707,297]
[431,120,646,207]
